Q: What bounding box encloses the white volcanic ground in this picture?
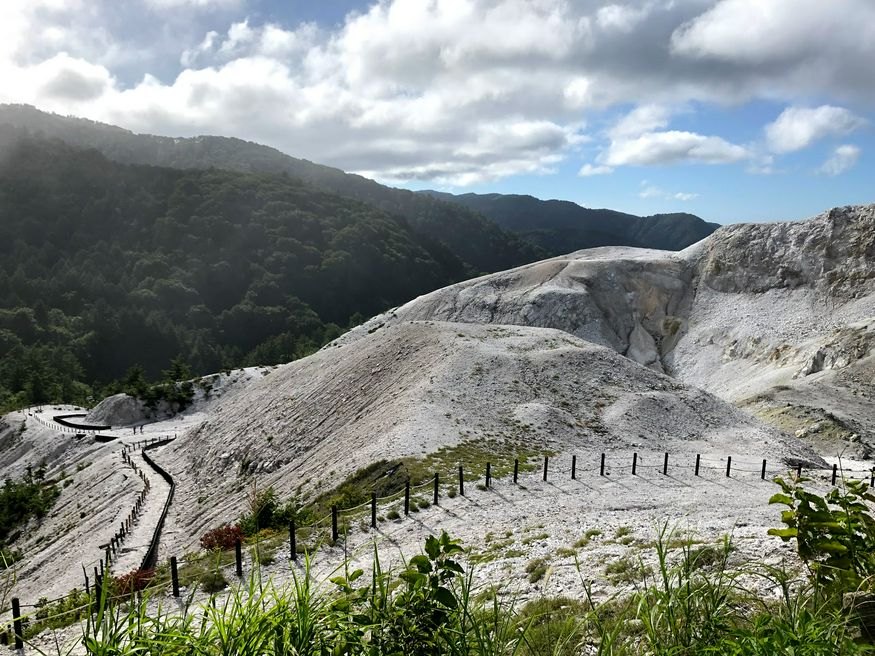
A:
[1,204,873,617]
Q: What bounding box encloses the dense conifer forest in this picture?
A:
[0,129,480,409]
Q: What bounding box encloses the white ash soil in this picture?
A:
[0,370,263,604]
[152,320,821,557]
[344,204,875,457]
[16,461,842,656]
[2,203,873,632]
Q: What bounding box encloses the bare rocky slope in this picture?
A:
[341,204,875,456]
[1,203,872,606]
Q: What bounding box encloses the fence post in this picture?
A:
[571,455,576,480]
[871,467,874,488]
[459,465,464,496]
[290,519,297,561]
[485,462,491,488]
[726,456,732,478]
[543,456,548,482]
[434,472,439,506]
[513,459,519,483]
[761,459,767,480]
[831,464,838,486]
[11,598,22,650]
[600,453,605,477]
[695,454,700,476]
[632,452,637,476]
[331,506,339,543]
[170,556,180,597]
[371,493,377,528]
[235,539,243,577]
[404,480,411,516]
[663,452,669,476]
[796,463,802,479]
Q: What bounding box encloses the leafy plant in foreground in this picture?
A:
[769,473,875,591]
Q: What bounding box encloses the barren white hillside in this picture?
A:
[344,204,875,456]
[1,203,871,609]
[152,320,819,554]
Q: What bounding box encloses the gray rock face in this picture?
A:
[337,204,875,455]
[85,393,178,426]
[85,393,147,426]
[698,205,875,297]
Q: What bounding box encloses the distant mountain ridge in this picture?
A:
[1,105,717,263]
[421,191,719,254]
[0,104,543,276]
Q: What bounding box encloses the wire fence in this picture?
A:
[1,448,871,649]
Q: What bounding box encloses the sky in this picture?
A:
[0,0,873,224]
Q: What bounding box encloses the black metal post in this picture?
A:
[695,454,701,476]
[571,455,576,480]
[371,492,377,528]
[11,598,22,650]
[290,519,297,560]
[434,472,439,505]
[761,459,767,480]
[632,452,637,475]
[663,452,669,476]
[485,462,491,488]
[459,465,464,496]
[170,556,180,597]
[513,459,519,483]
[235,539,243,577]
[331,506,339,543]
[832,464,838,486]
[600,453,605,477]
[726,456,732,478]
[543,456,548,481]
[404,480,410,515]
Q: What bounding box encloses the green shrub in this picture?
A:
[0,468,60,549]
[526,557,549,583]
[200,569,228,594]
[769,473,875,591]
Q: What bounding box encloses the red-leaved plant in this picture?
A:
[200,523,244,551]
[113,568,155,596]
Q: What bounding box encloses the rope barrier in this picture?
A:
[6,447,872,632]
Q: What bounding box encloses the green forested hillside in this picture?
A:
[422,191,719,254]
[0,129,472,410]
[0,105,544,275]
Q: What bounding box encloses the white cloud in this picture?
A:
[607,104,674,139]
[579,163,614,176]
[180,30,219,67]
[0,0,873,186]
[145,0,242,8]
[219,20,255,56]
[671,0,875,100]
[596,3,652,33]
[764,105,866,154]
[818,144,860,176]
[603,130,751,166]
[36,52,114,100]
[639,182,698,201]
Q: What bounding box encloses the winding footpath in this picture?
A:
[109,447,173,575]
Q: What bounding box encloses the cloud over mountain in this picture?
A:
[0,0,872,186]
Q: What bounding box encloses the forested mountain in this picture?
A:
[0,105,543,275]
[421,191,719,254]
[0,128,477,409]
